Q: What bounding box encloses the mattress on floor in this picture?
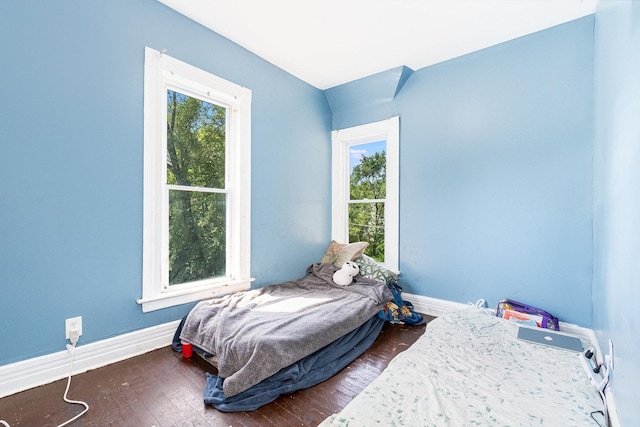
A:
[319,307,603,427]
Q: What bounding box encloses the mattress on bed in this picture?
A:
[204,316,385,412]
[171,314,386,412]
[319,308,604,427]
[179,263,392,399]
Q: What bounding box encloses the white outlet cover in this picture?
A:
[65,316,83,339]
[608,339,614,370]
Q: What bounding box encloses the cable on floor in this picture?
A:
[56,343,90,427]
[0,343,89,427]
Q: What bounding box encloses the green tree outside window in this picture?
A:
[349,144,386,262]
[166,90,227,285]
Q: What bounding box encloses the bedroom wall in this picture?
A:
[328,17,595,327]
[592,1,640,425]
[0,0,332,365]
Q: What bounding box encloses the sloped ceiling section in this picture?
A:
[324,66,413,117]
[158,0,597,90]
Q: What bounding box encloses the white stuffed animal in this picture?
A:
[333,261,360,286]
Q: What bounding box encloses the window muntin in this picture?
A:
[331,117,399,271]
[139,47,252,312]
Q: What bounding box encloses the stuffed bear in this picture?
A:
[333,261,360,286]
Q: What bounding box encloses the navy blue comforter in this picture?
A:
[173,315,384,412]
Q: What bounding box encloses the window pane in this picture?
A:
[349,140,386,200]
[169,190,226,285]
[167,90,226,189]
[349,202,385,262]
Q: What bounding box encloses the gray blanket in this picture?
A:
[180,263,392,398]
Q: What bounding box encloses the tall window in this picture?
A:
[349,140,387,261]
[139,47,252,312]
[331,117,399,271]
[166,90,226,286]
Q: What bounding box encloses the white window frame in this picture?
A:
[331,116,399,272]
[138,47,253,313]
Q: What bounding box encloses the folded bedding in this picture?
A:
[203,316,385,411]
[179,263,392,399]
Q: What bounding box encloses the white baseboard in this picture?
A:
[404,293,597,344]
[403,292,469,317]
[0,319,182,399]
[605,386,622,427]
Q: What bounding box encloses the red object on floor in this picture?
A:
[182,342,193,358]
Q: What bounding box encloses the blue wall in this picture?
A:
[0,0,332,365]
[329,17,595,327]
[593,1,640,425]
[1,3,638,422]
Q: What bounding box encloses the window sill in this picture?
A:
[137,277,254,313]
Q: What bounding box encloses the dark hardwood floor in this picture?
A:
[0,318,433,427]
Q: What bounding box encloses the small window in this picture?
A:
[331,117,399,271]
[139,48,252,312]
[349,140,387,261]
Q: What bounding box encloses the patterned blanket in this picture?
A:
[320,308,603,426]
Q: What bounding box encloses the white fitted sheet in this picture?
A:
[319,308,603,427]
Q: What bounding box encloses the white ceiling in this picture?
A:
[158,0,597,90]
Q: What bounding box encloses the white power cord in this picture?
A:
[57,342,89,427]
[469,298,487,309]
[580,347,611,426]
[0,342,89,427]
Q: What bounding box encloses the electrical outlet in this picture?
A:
[65,316,83,342]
